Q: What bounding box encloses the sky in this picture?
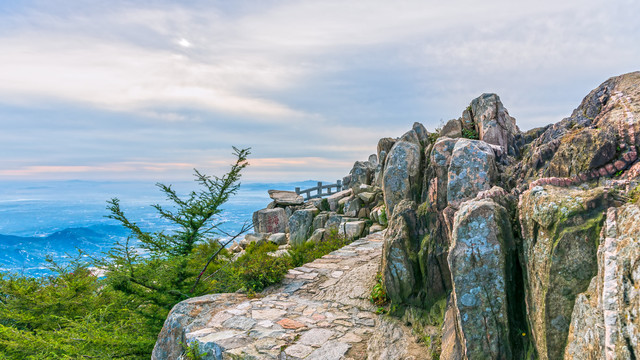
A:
[0,0,638,183]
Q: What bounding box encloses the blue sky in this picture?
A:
[1,0,638,182]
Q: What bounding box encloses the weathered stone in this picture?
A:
[312,211,331,231]
[369,224,384,233]
[440,118,463,138]
[252,207,287,234]
[344,221,365,240]
[307,228,326,244]
[357,191,376,204]
[327,189,351,212]
[252,308,287,321]
[306,340,350,360]
[383,140,422,215]
[448,197,514,359]
[268,189,304,206]
[382,200,419,304]
[298,328,334,346]
[222,316,256,331]
[377,137,396,164]
[565,204,640,359]
[343,196,362,217]
[519,185,607,360]
[289,208,319,247]
[348,160,376,190]
[469,93,521,157]
[285,343,314,358]
[277,318,306,329]
[548,127,617,178]
[267,232,287,245]
[447,138,497,207]
[240,233,269,249]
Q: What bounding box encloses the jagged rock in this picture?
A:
[469,93,521,157]
[267,232,287,246]
[348,160,376,190]
[357,191,376,204]
[382,200,419,304]
[548,127,618,178]
[268,190,304,206]
[343,196,363,217]
[383,140,422,215]
[447,197,514,359]
[326,189,351,212]
[440,118,463,138]
[312,211,331,231]
[412,122,430,145]
[519,185,608,360]
[324,214,344,232]
[288,208,319,247]
[564,204,640,359]
[427,137,458,211]
[252,207,287,234]
[369,224,384,233]
[447,138,497,208]
[377,137,396,163]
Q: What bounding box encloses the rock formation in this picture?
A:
[153,71,640,359]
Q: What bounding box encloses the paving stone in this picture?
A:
[340,332,363,343]
[285,343,314,358]
[277,318,307,329]
[207,311,234,327]
[222,316,256,330]
[306,340,351,360]
[298,328,335,346]
[252,308,287,320]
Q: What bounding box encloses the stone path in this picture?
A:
[152,231,428,360]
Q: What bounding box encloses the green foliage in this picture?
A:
[0,148,251,359]
[628,185,640,205]
[417,201,430,217]
[288,229,349,267]
[235,242,290,293]
[378,205,388,226]
[181,340,208,360]
[369,272,388,306]
[462,127,479,140]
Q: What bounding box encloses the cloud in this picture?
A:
[0,0,638,181]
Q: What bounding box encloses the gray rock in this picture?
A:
[252,207,287,234]
[327,189,352,212]
[348,160,376,190]
[268,189,304,206]
[267,232,287,245]
[312,211,331,231]
[382,140,422,215]
[440,118,463,138]
[298,328,335,346]
[448,197,514,359]
[343,196,363,217]
[344,221,366,240]
[306,340,350,360]
[239,233,269,249]
[447,138,497,208]
[469,93,521,157]
[307,228,326,243]
[285,343,314,358]
[222,316,256,331]
[288,208,319,247]
[357,191,376,204]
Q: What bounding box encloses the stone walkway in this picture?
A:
[152,231,428,359]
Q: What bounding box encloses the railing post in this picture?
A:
[337,180,342,192]
[317,182,322,198]
[295,187,300,195]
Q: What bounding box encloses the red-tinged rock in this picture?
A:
[579,173,588,182]
[277,318,307,329]
[605,164,616,174]
[599,168,608,176]
[614,160,627,170]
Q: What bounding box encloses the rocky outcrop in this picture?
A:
[154,71,640,360]
[564,204,640,359]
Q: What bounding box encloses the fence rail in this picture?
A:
[295,180,343,200]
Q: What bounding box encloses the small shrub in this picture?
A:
[462,127,479,140]
[181,340,208,360]
[369,272,388,306]
[288,229,349,267]
[378,206,388,226]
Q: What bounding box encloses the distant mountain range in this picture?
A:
[0,225,130,276]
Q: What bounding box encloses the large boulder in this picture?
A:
[288,208,319,247]
[382,200,420,304]
[326,189,351,212]
[252,208,287,234]
[383,141,422,215]
[519,185,608,360]
[427,137,458,211]
[469,93,521,157]
[348,160,376,191]
[268,190,304,206]
[447,197,515,359]
[440,118,463,138]
[565,204,640,359]
[447,139,497,208]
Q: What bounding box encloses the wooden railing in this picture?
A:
[295,180,343,200]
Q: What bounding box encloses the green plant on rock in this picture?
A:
[378,205,388,226]
[181,340,208,360]
[462,127,479,140]
[369,272,389,306]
